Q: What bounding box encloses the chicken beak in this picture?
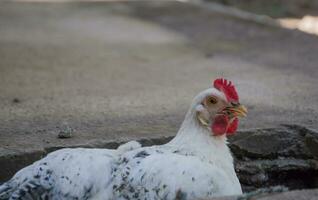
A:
[227,104,248,118]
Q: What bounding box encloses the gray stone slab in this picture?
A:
[208,188,318,200]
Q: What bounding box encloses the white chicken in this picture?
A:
[0,78,247,200]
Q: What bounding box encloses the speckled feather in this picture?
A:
[0,142,141,200]
[110,146,241,200]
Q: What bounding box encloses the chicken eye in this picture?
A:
[208,97,218,104]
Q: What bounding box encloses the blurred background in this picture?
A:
[1,0,318,195]
[210,0,318,35]
[210,0,318,17]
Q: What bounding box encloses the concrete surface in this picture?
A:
[1,1,318,181]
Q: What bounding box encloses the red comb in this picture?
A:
[213,78,239,102]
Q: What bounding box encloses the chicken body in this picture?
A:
[0,80,245,200]
[109,94,242,200]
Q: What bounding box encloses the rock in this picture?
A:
[208,188,318,200]
[248,188,318,200]
[57,125,74,139]
[228,125,318,192]
[235,159,318,191]
[305,134,318,158]
[229,125,314,159]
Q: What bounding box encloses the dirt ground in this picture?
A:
[1,1,318,181]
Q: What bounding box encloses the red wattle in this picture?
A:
[226,118,239,135]
[212,115,229,136]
